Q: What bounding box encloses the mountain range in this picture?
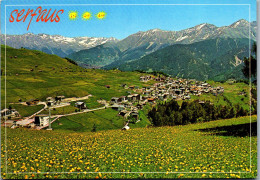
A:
[68,19,256,69]
[0,33,118,57]
[1,19,256,81]
[117,38,251,81]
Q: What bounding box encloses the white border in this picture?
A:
[3,3,253,176]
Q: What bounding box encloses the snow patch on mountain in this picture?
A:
[176,35,188,42]
[196,23,207,30]
[0,33,118,57]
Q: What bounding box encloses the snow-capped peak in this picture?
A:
[230,19,249,28]
[196,23,207,30]
[151,28,162,32]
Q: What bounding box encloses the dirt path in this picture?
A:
[62,94,92,102]
[50,102,70,109]
[51,106,107,118]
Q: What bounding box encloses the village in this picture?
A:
[106,75,224,129]
[1,75,224,130]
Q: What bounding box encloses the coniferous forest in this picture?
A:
[148,99,251,127]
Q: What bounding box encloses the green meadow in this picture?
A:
[1,45,155,108]
[1,116,257,179]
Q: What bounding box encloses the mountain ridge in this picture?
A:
[68,19,256,68]
[0,33,118,57]
[115,37,252,81]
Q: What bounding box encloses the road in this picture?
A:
[62,95,92,102]
[51,106,107,118]
[34,106,108,130]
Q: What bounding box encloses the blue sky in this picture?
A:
[1,0,257,39]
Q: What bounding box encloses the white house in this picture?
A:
[122,124,130,130]
[34,115,49,127]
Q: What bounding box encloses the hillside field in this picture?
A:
[1,45,156,108]
[1,116,257,179]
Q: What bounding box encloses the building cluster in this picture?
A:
[46,96,65,106]
[140,75,166,82]
[1,109,20,120]
[3,95,89,129]
[108,76,224,121]
[139,75,152,82]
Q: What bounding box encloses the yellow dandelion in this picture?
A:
[98,172,102,177]
[178,174,184,178]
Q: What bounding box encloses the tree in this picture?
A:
[128,115,137,124]
[64,57,78,66]
[242,42,257,80]
[181,101,188,111]
[155,113,164,126]
[228,107,236,118]
[169,112,176,126]
[170,100,180,111]
[182,110,192,125]
[174,112,183,125]
[148,107,156,121]
[220,105,231,119]
[92,124,97,132]
[189,102,206,123]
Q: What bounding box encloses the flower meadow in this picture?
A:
[1,116,257,179]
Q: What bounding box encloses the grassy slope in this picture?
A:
[51,105,153,132]
[10,104,45,117]
[1,45,155,113]
[1,45,155,129]
[191,81,251,110]
[1,116,257,179]
[52,108,126,132]
[41,105,78,116]
[1,45,156,105]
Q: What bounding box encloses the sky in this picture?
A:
[0,0,257,40]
